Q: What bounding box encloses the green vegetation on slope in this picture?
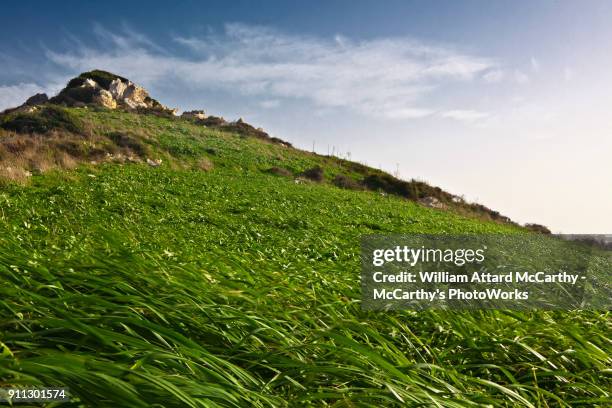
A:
[0,107,610,407]
[1,106,517,224]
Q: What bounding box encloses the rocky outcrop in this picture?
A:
[108,79,127,100]
[25,93,48,106]
[48,70,176,114]
[3,69,291,147]
[418,196,446,209]
[181,110,207,120]
[93,89,117,109]
[146,158,163,167]
[123,84,148,106]
[106,78,150,109]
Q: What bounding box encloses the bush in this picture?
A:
[0,106,83,134]
[52,86,98,105]
[54,140,87,158]
[108,132,149,157]
[199,116,226,126]
[77,70,128,89]
[135,106,175,118]
[266,167,293,177]
[362,173,418,199]
[333,174,361,190]
[66,77,87,89]
[302,166,324,182]
[525,223,552,234]
[269,137,292,147]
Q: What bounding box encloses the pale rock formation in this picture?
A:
[93,89,117,109]
[146,158,163,167]
[109,79,127,99]
[181,110,207,120]
[418,196,446,209]
[83,78,99,89]
[123,84,149,105]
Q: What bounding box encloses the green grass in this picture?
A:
[0,108,610,407]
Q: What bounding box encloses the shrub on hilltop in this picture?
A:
[0,105,83,134]
[525,223,552,234]
[73,70,129,89]
[362,173,420,199]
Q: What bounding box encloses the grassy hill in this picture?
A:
[0,102,610,406]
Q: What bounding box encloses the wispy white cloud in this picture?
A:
[0,82,64,111]
[0,83,43,111]
[384,108,435,119]
[440,109,490,122]
[43,23,496,120]
[482,69,505,83]
[259,99,280,109]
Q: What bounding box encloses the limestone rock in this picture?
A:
[83,78,99,89]
[11,70,180,117]
[181,110,207,120]
[7,104,40,114]
[109,79,127,99]
[123,84,149,105]
[419,196,446,209]
[146,158,162,167]
[21,105,39,114]
[123,98,139,109]
[93,89,117,109]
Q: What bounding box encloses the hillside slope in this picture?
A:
[0,73,609,406]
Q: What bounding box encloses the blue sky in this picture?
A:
[2,1,612,233]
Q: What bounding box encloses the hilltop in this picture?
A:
[0,70,531,227]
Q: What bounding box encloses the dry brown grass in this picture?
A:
[0,124,161,183]
[196,157,214,172]
[55,151,78,169]
[0,165,31,184]
[0,132,76,169]
[0,129,130,183]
